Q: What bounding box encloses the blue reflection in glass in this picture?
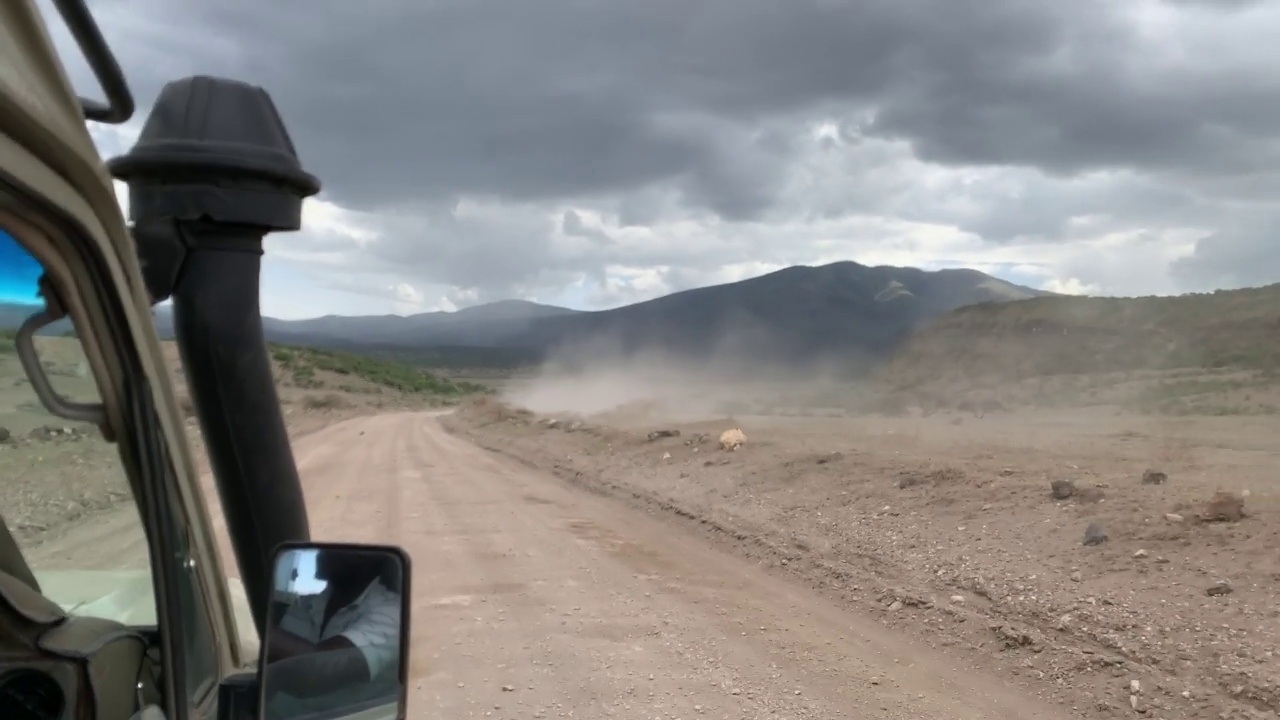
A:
[1,229,44,307]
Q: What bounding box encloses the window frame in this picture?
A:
[0,169,231,719]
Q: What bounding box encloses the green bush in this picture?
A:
[267,343,490,397]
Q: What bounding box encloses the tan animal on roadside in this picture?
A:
[719,427,746,451]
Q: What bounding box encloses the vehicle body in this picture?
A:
[0,2,410,719]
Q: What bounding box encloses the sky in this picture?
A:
[32,0,1280,320]
[274,548,325,597]
[0,230,46,305]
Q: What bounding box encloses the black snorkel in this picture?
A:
[106,76,320,640]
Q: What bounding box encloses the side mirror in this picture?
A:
[258,543,411,720]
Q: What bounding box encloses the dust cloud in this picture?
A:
[500,333,878,423]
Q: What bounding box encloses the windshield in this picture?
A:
[0,227,157,626]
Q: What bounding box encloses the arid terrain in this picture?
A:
[9,285,1280,719]
[1,332,477,553]
[4,331,1089,720]
[441,369,1280,720]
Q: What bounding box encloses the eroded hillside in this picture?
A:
[878,284,1280,416]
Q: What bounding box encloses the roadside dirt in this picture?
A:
[442,397,1280,720]
[10,331,1279,718]
[297,412,1095,718]
[1,337,434,552]
[23,409,1076,718]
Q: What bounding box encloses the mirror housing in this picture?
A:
[257,542,411,720]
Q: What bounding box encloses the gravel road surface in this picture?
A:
[35,412,1076,719]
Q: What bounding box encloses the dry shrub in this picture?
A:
[927,465,967,484]
[719,427,746,451]
[302,393,350,411]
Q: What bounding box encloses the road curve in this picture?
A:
[38,412,1078,718]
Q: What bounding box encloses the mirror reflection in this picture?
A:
[261,545,406,720]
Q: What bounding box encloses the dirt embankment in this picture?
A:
[443,397,1280,720]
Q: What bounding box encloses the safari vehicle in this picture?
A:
[0,2,411,720]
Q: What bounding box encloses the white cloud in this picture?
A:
[1043,277,1102,295]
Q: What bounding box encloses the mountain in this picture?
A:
[148,298,581,344]
[491,263,1051,366]
[230,262,1050,365]
[4,262,1052,367]
[0,304,33,331]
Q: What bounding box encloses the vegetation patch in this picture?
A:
[269,344,489,397]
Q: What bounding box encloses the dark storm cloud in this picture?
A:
[66,0,1280,219]
[1162,0,1263,8]
[1170,212,1280,291]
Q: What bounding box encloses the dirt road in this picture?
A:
[37,412,1079,718]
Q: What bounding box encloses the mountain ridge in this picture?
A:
[3,261,1053,367]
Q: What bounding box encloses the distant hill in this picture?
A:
[495,263,1050,367]
[3,263,1052,368]
[201,261,1050,366]
[0,304,32,332]
[149,298,582,346]
[880,284,1280,392]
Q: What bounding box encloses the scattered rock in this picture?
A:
[1050,479,1076,499]
[1083,522,1108,546]
[1207,580,1234,597]
[647,429,680,441]
[992,624,1037,649]
[1164,513,1184,523]
[1133,549,1149,559]
[26,424,83,443]
[949,594,965,605]
[1199,490,1245,523]
[1141,469,1167,485]
[898,473,925,489]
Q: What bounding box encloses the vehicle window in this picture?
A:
[1,326,160,625]
[1,231,221,706]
